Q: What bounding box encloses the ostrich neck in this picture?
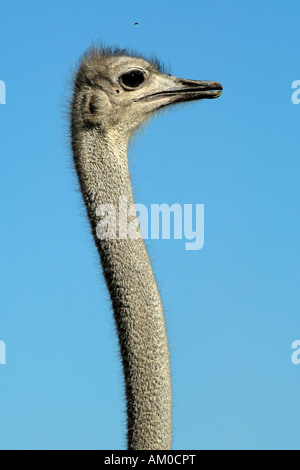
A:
[72,126,172,450]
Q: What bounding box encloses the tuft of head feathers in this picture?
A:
[80,42,168,72]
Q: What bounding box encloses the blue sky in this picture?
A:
[0,0,300,450]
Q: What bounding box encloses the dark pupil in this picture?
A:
[121,71,144,88]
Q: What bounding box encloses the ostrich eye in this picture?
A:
[120,70,145,89]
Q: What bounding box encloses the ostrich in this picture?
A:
[70,45,222,450]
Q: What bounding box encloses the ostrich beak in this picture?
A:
[171,77,223,101]
[137,76,223,106]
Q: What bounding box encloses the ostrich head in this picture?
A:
[72,46,223,137]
